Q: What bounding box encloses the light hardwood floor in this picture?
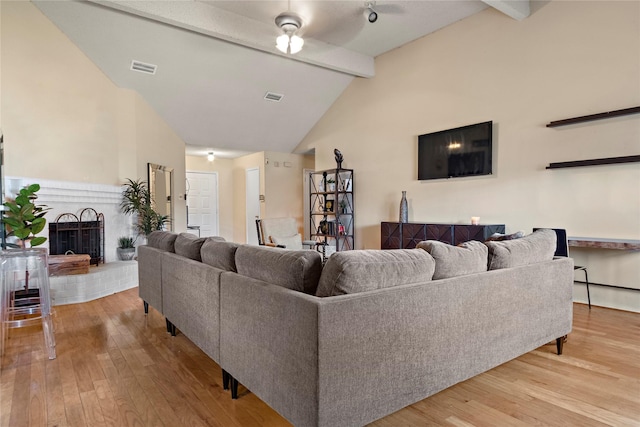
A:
[1,288,639,426]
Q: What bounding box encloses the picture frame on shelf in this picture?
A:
[325,199,334,212]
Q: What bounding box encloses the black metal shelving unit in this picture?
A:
[309,168,354,260]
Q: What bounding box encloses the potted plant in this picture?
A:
[2,183,50,248]
[117,236,136,261]
[326,177,336,192]
[120,178,170,237]
[2,183,50,296]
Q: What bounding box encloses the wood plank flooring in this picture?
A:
[1,288,638,426]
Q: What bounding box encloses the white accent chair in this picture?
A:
[256,217,317,250]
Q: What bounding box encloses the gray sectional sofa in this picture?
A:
[138,229,573,427]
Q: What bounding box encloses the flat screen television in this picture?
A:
[418,121,493,180]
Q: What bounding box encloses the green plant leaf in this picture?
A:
[16,194,29,206]
[4,202,20,214]
[30,236,46,247]
[2,217,22,229]
[27,184,40,193]
[19,202,34,215]
[31,218,46,235]
[14,229,30,239]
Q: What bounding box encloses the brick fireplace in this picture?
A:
[5,177,138,305]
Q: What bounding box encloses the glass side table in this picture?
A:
[0,248,56,360]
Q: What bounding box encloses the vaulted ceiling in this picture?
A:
[33,0,529,158]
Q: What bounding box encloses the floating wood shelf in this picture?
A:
[546,155,640,169]
[546,106,640,127]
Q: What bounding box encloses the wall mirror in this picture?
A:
[148,162,174,231]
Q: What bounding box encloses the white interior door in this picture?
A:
[186,171,219,237]
[246,168,260,245]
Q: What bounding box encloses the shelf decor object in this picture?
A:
[546,106,640,128]
[399,191,408,223]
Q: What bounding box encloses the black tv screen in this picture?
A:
[418,121,493,180]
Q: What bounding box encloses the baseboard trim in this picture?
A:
[574,280,640,292]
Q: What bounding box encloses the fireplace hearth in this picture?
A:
[49,208,104,265]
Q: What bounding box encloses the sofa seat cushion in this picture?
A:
[485,228,556,270]
[315,249,435,297]
[235,245,323,294]
[174,232,208,261]
[416,240,488,279]
[147,231,178,252]
[201,238,239,272]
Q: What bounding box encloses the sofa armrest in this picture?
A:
[220,273,320,427]
[137,245,165,314]
[162,252,224,363]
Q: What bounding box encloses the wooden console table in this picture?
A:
[381,222,505,249]
[568,237,640,251]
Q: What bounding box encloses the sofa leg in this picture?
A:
[165,318,171,333]
[231,378,239,399]
[166,319,176,336]
[556,335,567,355]
[222,370,230,390]
[144,301,149,314]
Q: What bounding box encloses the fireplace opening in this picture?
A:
[49,208,104,265]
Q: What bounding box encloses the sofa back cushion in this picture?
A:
[147,231,178,252]
[201,238,239,272]
[485,228,556,270]
[315,249,435,297]
[416,240,488,279]
[235,245,323,294]
[174,232,208,261]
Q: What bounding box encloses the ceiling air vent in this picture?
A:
[130,60,157,75]
[264,92,284,102]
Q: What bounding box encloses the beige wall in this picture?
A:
[185,155,235,241]
[1,2,187,231]
[264,152,314,236]
[297,1,640,311]
[232,152,265,243]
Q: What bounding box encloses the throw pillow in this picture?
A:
[174,232,207,261]
[271,234,303,250]
[416,240,488,279]
[147,231,178,252]
[201,238,239,272]
[315,249,435,297]
[235,245,323,294]
[485,231,525,242]
[485,228,556,270]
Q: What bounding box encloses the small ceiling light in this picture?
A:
[207,152,215,162]
[275,12,304,54]
[364,1,378,23]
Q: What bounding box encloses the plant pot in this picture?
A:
[117,247,136,261]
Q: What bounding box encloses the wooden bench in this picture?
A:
[48,254,91,276]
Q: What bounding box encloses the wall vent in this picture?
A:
[130,60,157,75]
[264,92,284,102]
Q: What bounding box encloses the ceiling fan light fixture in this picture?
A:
[276,34,290,53]
[289,35,304,54]
[275,12,304,54]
